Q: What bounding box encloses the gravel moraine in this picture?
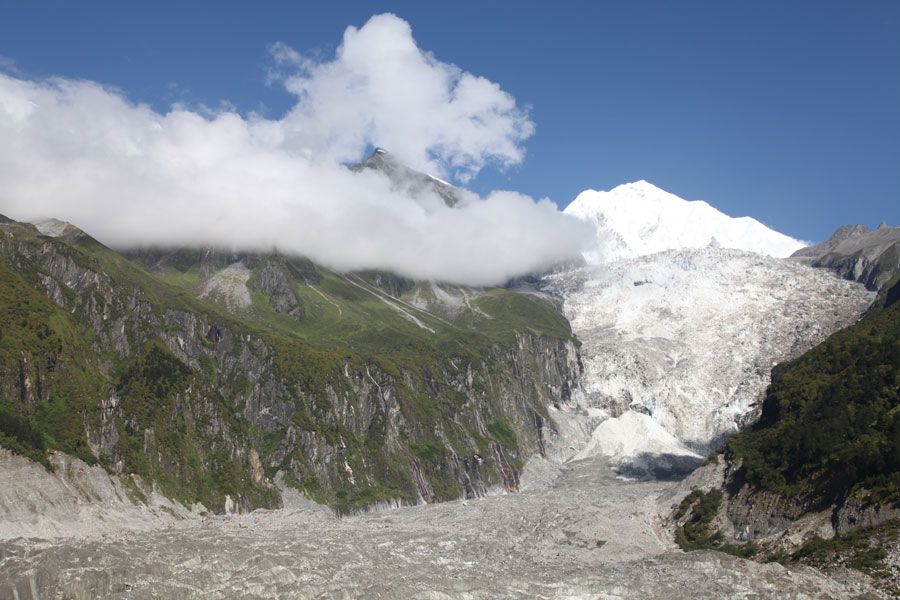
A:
[0,454,883,599]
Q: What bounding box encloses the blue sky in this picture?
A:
[1,1,898,244]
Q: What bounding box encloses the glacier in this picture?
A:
[547,182,873,475]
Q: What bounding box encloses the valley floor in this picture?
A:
[0,456,880,599]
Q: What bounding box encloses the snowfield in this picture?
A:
[564,180,807,262]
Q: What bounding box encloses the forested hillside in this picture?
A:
[728,274,900,503]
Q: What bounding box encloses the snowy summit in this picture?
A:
[565,181,806,263]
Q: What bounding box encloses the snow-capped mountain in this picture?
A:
[543,249,873,475]
[565,181,806,263]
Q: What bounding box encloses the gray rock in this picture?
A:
[791,223,900,291]
[350,148,464,208]
[247,257,303,318]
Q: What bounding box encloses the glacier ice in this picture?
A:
[544,247,873,473]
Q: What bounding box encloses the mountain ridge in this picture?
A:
[791,222,900,292]
[350,147,464,208]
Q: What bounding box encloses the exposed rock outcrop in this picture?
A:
[791,223,900,291]
[667,451,900,557]
[247,257,303,318]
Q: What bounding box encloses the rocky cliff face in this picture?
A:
[246,257,304,318]
[791,222,900,292]
[0,217,580,514]
[669,451,900,551]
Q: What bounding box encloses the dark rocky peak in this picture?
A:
[797,222,900,260]
[791,224,870,258]
[350,148,463,208]
[790,222,900,292]
[351,147,397,174]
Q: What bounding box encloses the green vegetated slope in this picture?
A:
[0,217,578,514]
[0,255,100,468]
[0,222,278,511]
[728,274,900,503]
[672,275,900,591]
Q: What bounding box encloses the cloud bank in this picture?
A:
[0,14,589,286]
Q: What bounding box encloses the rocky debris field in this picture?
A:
[0,455,883,599]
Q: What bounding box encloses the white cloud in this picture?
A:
[271,13,535,181]
[0,14,589,286]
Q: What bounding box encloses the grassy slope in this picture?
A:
[152,248,572,385]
